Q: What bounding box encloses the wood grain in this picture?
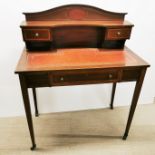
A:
[23,4,126,21]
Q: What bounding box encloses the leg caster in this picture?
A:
[35,113,39,117]
[110,104,114,110]
[122,133,128,140]
[30,144,36,150]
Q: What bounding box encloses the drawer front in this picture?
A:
[105,28,131,40]
[25,73,49,88]
[122,68,141,81]
[51,70,119,86]
[23,29,51,41]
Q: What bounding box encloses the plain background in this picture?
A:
[0,0,154,117]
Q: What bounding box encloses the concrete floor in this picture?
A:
[0,104,155,155]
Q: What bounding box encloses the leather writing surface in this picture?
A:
[27,48,126,70]
[15,48,149,73]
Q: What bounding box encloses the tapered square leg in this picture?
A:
[123,68,146,140]
[19,75,36,150]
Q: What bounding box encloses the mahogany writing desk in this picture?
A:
[15,5,150,150]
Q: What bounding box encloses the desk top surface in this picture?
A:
[15,47,149,73]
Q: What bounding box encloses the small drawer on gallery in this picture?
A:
[105,28,132,40]
[23,29,52,41]
[51,70,119,86]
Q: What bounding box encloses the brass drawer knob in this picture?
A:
[117,31,121,36]
[35,33,39,37]
[109,74,113,79]
[60,77,64,81]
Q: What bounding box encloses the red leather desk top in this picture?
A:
[15,48,149,73]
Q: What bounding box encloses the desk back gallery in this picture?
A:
[20,4,133,50]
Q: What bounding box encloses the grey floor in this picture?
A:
[0,104,155,155]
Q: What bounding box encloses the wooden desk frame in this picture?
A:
[15,4,150,150]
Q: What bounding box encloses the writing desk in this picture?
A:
[15,4,150,150]
[15,47,149,149]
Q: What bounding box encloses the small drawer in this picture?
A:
[25,72,49,88]
[23,29,51,41]
[51,70,119,86]
[105,28,131,40]
[122,68,141,81]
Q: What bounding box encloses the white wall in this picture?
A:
[0,0,154,117]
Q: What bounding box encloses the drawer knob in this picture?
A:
[109,74,113,79]
[117,31,121,36]
[35,33,39,37]
[60,77,64,81]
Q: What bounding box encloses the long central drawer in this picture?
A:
[50,69,120,86]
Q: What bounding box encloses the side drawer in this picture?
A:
[50,69,120,86]
[121,68,141,81]
[105,27,132,40]
[25,72,49,87]
[22,28,52,41]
